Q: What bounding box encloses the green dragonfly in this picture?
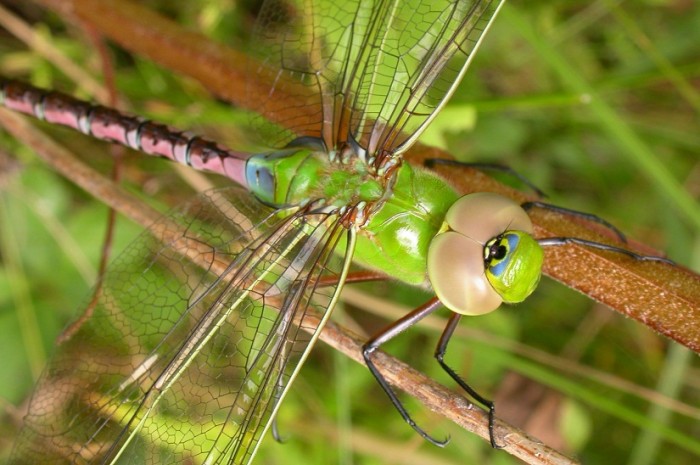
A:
[2,0,675,464]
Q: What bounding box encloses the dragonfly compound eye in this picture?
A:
[484,231,544,304]
[427,193,544,315]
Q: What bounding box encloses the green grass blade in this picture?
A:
[501,5,700,231]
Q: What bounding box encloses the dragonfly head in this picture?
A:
[427,193,544,316]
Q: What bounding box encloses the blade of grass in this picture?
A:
[627,344,695,465]
[604,0,700,116]
[0,194,45,379]
[500,5,700,232]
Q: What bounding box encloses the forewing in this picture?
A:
[247,0,369,149]
[9,186,350,465]
[348,0,504,159]
[247,0,503,159]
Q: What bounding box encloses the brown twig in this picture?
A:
[0,104,579,465]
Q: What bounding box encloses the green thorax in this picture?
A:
[246,149,384,207]
[355,162,459,286]
[245,149,459,286]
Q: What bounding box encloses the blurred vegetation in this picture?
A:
[0,0,698,464]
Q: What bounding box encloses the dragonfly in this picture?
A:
[0,0,676,464]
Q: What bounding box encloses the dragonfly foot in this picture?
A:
[522,201,627,243]
[271,416,287,443]
[408,421,450,447]
[424,159,547,198]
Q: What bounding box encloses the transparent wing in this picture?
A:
[9,186,352,465]
[248,0,503,160]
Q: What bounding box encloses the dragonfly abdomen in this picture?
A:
[0,79,250,186]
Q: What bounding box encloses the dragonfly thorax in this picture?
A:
[245,147,385,210]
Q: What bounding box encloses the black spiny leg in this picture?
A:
[537,237,674,264]
[435,313,502,449]
[362,298,448,446]
[425,159,547,197]
[522,201,628,242]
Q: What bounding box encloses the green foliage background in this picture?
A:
[0,1,698,464]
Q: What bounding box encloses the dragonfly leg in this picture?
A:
[271,416,287,443]
[537,237,674,264]
[362,298,449,447]
[424,159,546,198]
[522,201,628,243]
[434,313,502,449]
[318,270,389,288]
[269,364,289,444]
